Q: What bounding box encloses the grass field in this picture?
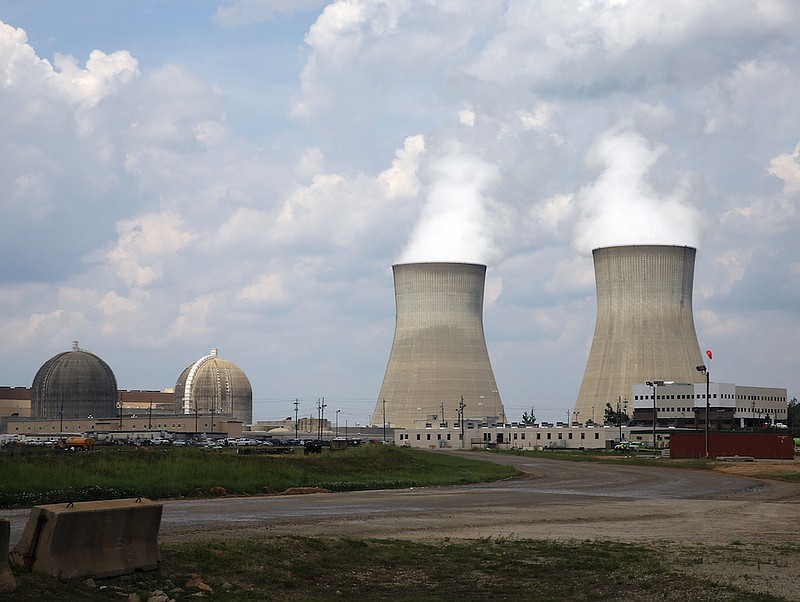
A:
[2,536,789,601]
[0,444,518,508]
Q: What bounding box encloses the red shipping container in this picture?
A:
[670,432,794,459]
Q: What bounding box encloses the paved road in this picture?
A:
[5,453,799,545]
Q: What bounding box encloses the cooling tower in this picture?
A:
[574,245,705,423]
[373,262,505,429]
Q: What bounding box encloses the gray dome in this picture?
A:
[31,341,118,419]
[174,348,252,425]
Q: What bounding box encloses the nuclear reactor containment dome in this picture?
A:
[174,348,253,425]
[31,341,118,419]
[574,245,705,422]
[373,262,505,429]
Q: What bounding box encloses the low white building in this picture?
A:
[394,420,623,450]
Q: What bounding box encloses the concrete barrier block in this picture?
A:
[0,519,17,593]
[10,498,162,579]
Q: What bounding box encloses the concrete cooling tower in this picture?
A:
[574,245,705,422]
[373,262,506,429]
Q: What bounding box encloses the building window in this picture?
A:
[595,433,599,439]
[581,433,585,439]
[568,433,573,439]
[547,433,551,440]
[426,434,431,440]
[416,434,420,440]
[537,433,541,440]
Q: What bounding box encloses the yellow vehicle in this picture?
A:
[53,436,95,451]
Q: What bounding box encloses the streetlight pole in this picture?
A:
[316,399,321,441]
[294,398,299,441]
[646,380,674,451]
[336,409,340,438]
[459,396,466,449]
[646,381,657,450]
[382,399,386,443]
[696,364,710,458]
[320,398,327,441]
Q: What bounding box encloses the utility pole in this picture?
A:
[382,399,386,443]
[294,398,299,441]
[321,397,327,441]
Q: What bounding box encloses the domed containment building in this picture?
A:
[174,348,253,426]
[31,341,118,419]
[373,262,505,429]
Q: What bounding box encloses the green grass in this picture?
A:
[2,536,787,601]
[0,444,518,507]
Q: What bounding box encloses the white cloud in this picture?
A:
[768,143,800,194]
[377,134,425,199]
[52,49,139,108]
[235,274,292,307]
[106,213,198,288]
[2,2,800,424]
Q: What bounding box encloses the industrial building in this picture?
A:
[373,262,505,429]
[395,421,622,450]
[31,341,118,421]
[174,348,253,426]
[0,345,250,439]
[574,245,706,423]
[631,382,789,430]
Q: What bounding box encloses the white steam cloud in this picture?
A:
[398,149,509,265]
[571,127,705,254]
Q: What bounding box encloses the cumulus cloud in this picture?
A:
[468,0,799,89]
[377,134,425,199]
[106,213,198,288]
[3,2,800,421]
[768,143,800,193]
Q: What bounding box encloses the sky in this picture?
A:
[1,0,799,427]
